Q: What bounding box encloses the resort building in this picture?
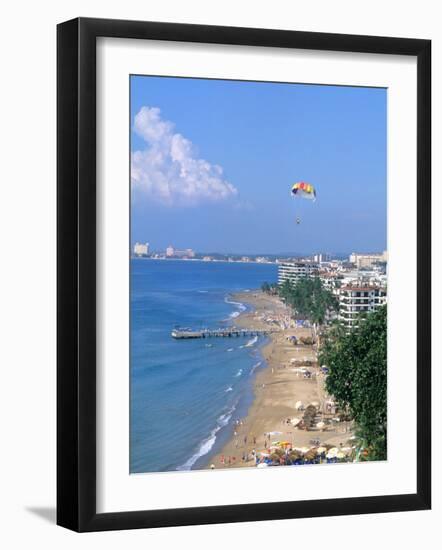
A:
[339,285,387,330]
[278,262,319,286]
[166,246,195,259]
[133,242,150,256]
[312,253,332,264]
[349,251,387,269]
[319,271,342,292]
[339,269,387,290]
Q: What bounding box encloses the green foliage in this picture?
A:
[278,276,338,325]
[278,279,294,301]
[320,306,387,460]
[261,281,271,293]
[261,281,278,295]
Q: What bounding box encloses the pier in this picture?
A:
[171,327,278,339]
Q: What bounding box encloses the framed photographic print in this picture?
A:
[57,18,431,532]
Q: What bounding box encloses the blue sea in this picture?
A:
[130,258,278,473]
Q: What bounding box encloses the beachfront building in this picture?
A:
[319,271,342,293]
[133,242,150,256]
[349,251,387,269]
[339,268,387,290]
[312,253,332,264]
[166,246,195,259]
[278,262,319,286]
[339,285,387,330]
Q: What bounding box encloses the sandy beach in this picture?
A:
[206,290,354,469]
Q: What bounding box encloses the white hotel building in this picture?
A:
[339,285,387,330]
[133,242,150,256]
[349,251,388,269]
[278,262,319,285]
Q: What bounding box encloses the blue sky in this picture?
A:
[130,75,386,255]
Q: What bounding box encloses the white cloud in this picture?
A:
[131,106,238,206]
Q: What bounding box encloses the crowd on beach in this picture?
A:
[208,291,357,470]
[211,408,356,470]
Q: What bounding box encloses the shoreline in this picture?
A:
[204,290,355,469]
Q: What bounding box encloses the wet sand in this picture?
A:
[206,291,354,469]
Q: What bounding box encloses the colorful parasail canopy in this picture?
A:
[291,181,316,200]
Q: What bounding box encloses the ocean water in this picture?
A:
[130,258,278,473]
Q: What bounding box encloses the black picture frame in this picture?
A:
[57,17,431,532]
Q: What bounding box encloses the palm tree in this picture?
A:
[261,281,271,293]
[279,279,294,304]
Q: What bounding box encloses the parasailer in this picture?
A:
[291,182,316,224]
[291,181,316,200]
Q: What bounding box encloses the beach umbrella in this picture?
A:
[316,421,325,429]
[288,450,302,460]
[341,447,353,455]
[326,447,340,459]
[291,418,301,427]
[304,449,317,461]
[316,447,327,455]
[336,451,346,460]
[257,462,269,468]
[294,446,311,455]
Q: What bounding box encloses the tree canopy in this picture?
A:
[278,276,338,325]
[319,305,387,460]
[261,281,278,295]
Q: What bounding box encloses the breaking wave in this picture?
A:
[176,405,236,470]
[245,335,258,347]
[249,361,262,376]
